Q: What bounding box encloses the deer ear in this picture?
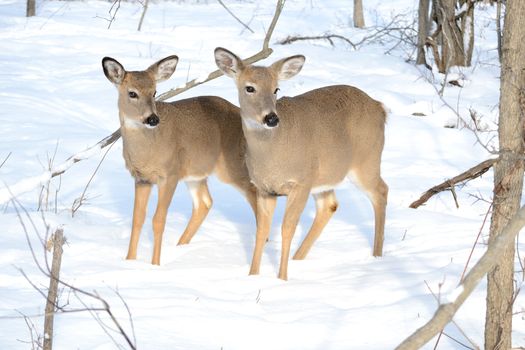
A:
[102,57,126,85]
[214,47,244,78]
[271,55,305,80]
[148,55,179,82]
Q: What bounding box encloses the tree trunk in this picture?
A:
[435,0,466,72]
[485,0,525,348]
[26,0,35,17]
[416,0,431,65]
[353,0,365,28]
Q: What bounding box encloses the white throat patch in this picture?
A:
[123,117,144,130]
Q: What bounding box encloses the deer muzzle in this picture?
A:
[145,114,160,127]
[263,112,279,128]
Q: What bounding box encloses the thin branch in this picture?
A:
[71,140,116,217]
[216,0,254,33]
[0,152,11,169]
[157,0,285,102]
[409,158,496,209]
[396,205,525,349]
[277,34,357,49]
[0,129,120,205]
[137,0,149,31]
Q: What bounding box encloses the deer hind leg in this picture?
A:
[351,168,388,257]
[151,177,178,265]
[249,192,277,276]
[127,181,152,260]
[177,179,213,245]
[293,190,338,260]
[278,186,310,280]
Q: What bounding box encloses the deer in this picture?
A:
[102,55,256,265]
[214,47,388,280]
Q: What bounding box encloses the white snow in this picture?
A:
[0,0,523,349]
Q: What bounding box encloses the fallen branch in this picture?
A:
[395,204,525,349]
[0,0,286,205]
[0,129,120,205]
[409,158,496,209]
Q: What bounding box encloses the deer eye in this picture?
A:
[128,91,138,99]
[153,90,157,97]
[274,88,280,94]
[245,86,255,93]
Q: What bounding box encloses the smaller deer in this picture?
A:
[103,55,256,265]
[215,48,388,280]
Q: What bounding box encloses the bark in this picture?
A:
[26,0,35,17]
[353,0,365,28]
[436,0,466,71]
[43,229,66,350]
[485,0,525,348]
[416,0,431,65]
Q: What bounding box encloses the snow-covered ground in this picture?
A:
[0,0,522,348]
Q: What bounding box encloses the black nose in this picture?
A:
[145,114,159,127]
[263,112,279,128]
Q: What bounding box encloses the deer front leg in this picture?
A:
[249,192,277,275]
[127,181,152,260]
[279,185,310,280]
[177,179,213,245]
[151,176,178,265]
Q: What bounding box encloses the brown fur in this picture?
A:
[103,56,256,265]
[215,48,388,280]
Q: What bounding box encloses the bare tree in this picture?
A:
[485,0,525,348]
[353,0,365,28]
[26,0,35,17]
[416,0,431,66]
[427,0,466,73]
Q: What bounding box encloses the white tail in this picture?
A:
[103,56,256,265]
[215,47,388,280]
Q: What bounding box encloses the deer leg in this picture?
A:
[370,177,388,257]
[126,181,152,260]
[293,190,338,260]
[177,179,213,245]
[151,177,178,265]
[249,192,277,275]
[278,186,310,280]
[352,169,388,257]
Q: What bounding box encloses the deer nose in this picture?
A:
[145,114,159,127]
[263,112,279,128]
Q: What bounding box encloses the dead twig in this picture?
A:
[216,0,254,33]
[409,158,496,209]
[71,139,116,217]
[278,34,357,49]
[0,152,11,169]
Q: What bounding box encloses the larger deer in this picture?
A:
[214,48,388,280]
[102,55,256,265]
